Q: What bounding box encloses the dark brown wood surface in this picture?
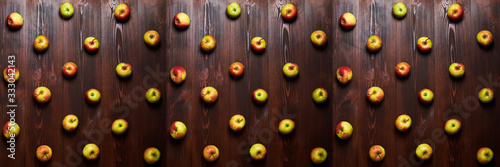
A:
[1,0,499,166]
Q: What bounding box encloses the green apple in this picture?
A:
[418,88,434,104]
[170,121,187,140]
[444,119,461,135]
[478,88,494,104]
[281,4,297,22]
[449,63,465,78]
[252,89,268,104]
[278,119,295,135]
[392,2,407,19]
[395,114,411,132]
[416,143,433,161]
[477,147,494,164]
[144,30,160,47]
[336,121,353,140]
[62,114,78,132]
[310,30,327,47]
[369,145,385,162]
[366,35,382,52]
[282,63,299,78]
[144,147,160,164]
[312,88,328,103]
[85,88,101,104]
[203,145,220,162]
[447,4,463,22]
[366,86,384,104]
[477,30,493,47]
[229,114,245,132]
[36,145,53,162]
[114,4,130,22]
[226,2,241,19]
[34,35,49,52]
[82,143,100,161]
[59,2,74,19]
[112,119,128,135]
[249,143,266,161]
[310,147,327,164]
[201,86,218,104]
[116,63,132,78]
[3,122,20,139]
[145,88,161,103]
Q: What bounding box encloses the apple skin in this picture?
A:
[173,12,190,30]
[448,63,465,78]
[282,63,299,79]
[36,145,53,162]
[395,62,410,78]
[34,35,50,53]
[3,122,20,139]
[34,86,52,104]
[339,12,356,29]
[477,30,493,47]
[59,2,74,19]
[417,37,432,53]
[62,114,79,132]
[116,63,132,78]
[62,62,78,77]
[3,67,20,83]
[312,88,328,103]
[170,66,187,84]
[82,143,100,161]
[366,86,384,104]
[418,88,434,104]
[310,30,327,47]
[415,143,433,161]
[203,145,220,162]
[226,2,241,19]
[85,88,101,104]
[144,30,160,47]
[392,2,407,19]
[310,147,327,164]
[251,37,266,53]
[366,35,382,52]
[201,86,218,104]
[369,145,386,162]
[229,114,246,132]
[112,119,128,135]
[444,119,461,135]
[114,4,130,22]
[336,121,353,140]
[252,89,268,104]
[145,88,161,104]
[447,4,463,22]
[478,88,494,104]
[477,147,494,164]
[249,143,267,161]
[336,66,352,84]
[229,62,245,77]
[395,114,412,132]
[201,35,216,52]
[170,121,187,140]
[6,12,23,30]
[278,119,295,135]
[281,4,297,22]
[84,37,99,53]
[144,147,160,164]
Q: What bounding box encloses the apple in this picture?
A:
[85,88,101,104]
[312,88,328,103]
[170,121,187,140]
[226,2,241,19]
[366,35,382,52]
[114,3,130,22]
[144,30,160,47]
[336,66,352,84]
[144,147,160,164]
[249,143,266,161]
[229,62,245,77]
[366,86,384,104]
[201,35,216,52]
[282,63,299,79]
[395,114,411,132]
[62,62,77,77]
[229,114,245,132]
[444,119,461,135]
[115,63,132,78]
[3,67,20,83]
[203,145,220,162]
[392,2,407,19]
[336,121,353,140]
[84,37,99,53]
[478,88,494,104]
[59,2,74,19]
[339,12,356,30]
[6,12,23,30]
[447,4,463,22]
[173,12,190,30]
[36,145,53,162]
[415,143,433,161]
[310,147,327,164]
[82,143,100,161]
[170,66,186,84]
[281,4,297,22]
[251,37,266,53]
[201,86,218,104]
[278,119,295,135]
[417,37,432,53]
[34,86,52,104]
[34,35,49,52]
[448,63,465,78]
[62,114,79,132]
[369,145,385,162]
[477,147,494,164]
[252,89,268,104]
[395,62,410,78]
[145,88,161,104]
[418,88,434,104]
[477,30,493,47]
[3,122,20,139]
[112,119,128,135]
[310,30,327,47]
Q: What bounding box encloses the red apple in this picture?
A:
[3,67,20,83]
[417,37,432,53]
[251,37,266,53]
[281,4,297,22]
[447,4,463,22]
[395,62,410,77]
[114,4,130,22]
[336,66,352,84]
[6,12,23,30]
[62,62,77,77]
[170,66,187,84]
[339,12,356,29]
[229,62,244,77]
[173,12,190,30]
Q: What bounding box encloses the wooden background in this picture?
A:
[1,0,499,166]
